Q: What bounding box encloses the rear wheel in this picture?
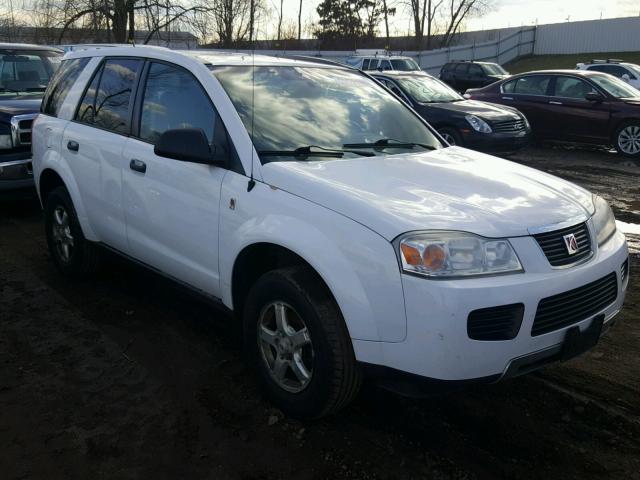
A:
[243,266,362,418]
[438,127,462,147]
[615,122,640,157]
[44,186,101,277]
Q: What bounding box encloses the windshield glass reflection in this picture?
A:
[212,66,441,163]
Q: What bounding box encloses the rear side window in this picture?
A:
[454,63,468,74]
[380,60,392,71]
[42,57,89,117]
[362,59,370,70]
[468,64,483,77]
[139,62,216,144]
[508,75,551,95]
[75,58,142,134]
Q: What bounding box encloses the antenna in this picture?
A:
[247,46,256,192]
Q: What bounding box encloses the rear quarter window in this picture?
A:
[41,57,90,117]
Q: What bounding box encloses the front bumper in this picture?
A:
[353,228,629,383]
[0,151,34,191]
[462,129,530,153]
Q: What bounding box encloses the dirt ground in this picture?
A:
[1,145,639,480]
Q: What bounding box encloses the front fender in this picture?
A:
[219,173,407,343]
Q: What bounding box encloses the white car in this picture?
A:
[32,47,629,418]
[344,54,421,72]
[577,60,640,89]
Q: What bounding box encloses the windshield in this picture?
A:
[590,74,640,98]
[390,59,420,71]
[397,75,463,103]
[482,63,508,76]
[0,49,61,98]
[625,64,640,78]
[212,66,441,163]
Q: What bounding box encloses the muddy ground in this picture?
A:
[1,145,639,480]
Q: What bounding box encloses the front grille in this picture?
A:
[621,259,629,284]
[533,223,592,267]
[468,303,524,341]
[491,119,526,133]
[531,272,617,336]
[10,114,37,147]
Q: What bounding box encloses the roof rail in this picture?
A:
[282,55,352,68]
[589,58,623,64]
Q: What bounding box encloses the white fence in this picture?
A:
[199,15,640,75]
[534,16,640,55]
[202,27,536,76]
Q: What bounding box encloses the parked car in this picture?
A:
[577,59,640,90]
[439,60,509,92]
[345,54,421,72]
[0,43,62,192]
[465,69,640,157]
[33,48,628,418]
[372,70,530,153]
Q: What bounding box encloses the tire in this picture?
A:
[438,127,462,147]
[44,186,101,278]
[243,266,362,419]
[614,121,640,157]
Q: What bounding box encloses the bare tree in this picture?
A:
[439,0,490,47]
[297,0,302,40]
[406,0,443,49]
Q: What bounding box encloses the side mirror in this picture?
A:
[585,92,604,102]
[622,73,631,82]
[154,128,226,167]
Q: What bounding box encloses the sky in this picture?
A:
[267,0,640,38]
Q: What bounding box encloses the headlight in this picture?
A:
[592,195,616,246]
[465,115,492,133]
[396,231,523,278]
[0,134,11,149]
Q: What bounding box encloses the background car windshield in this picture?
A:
[397,76,462,103]
[625,64,640,78]
[590,74,640,98]
[483,64,508,76]
[212,66,440,162]
[0,50,61,97]
[390,59,420,71]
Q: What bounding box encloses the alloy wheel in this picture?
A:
[257,301,314,393]
[51,206,74,263]
[618,125,640,155]
[440,132,457,146]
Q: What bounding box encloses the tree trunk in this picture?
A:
[249,0,255,42]
[298,0,302,40]
[127,1,135,43]
[112,0,128,43]
[277,0,283,41]
[383,0,390,46]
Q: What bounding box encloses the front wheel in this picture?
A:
[243,266,362,419]
[614,122,640,157]
[438,128,462,147]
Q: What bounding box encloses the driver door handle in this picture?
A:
[129,159,146,173]
[549,100,563,105]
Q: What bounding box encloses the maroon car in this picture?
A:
[465,69,640,157]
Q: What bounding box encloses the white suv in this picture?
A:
[577,60,640,89]
[32,47,629,418]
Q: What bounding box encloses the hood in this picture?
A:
[488,74,509,82]
[417,99,521,121]
[0,98,42,119]
[623,98,640,106]
[262,147,594,241]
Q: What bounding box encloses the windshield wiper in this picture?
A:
[343,138,437,151]
[258,145,375,159]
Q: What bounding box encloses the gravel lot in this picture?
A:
[1,145,639,480]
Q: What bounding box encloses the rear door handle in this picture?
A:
[129,158,146,173]
[549,101,563,105]
[501,96,514,100]
[67,140,79,152]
